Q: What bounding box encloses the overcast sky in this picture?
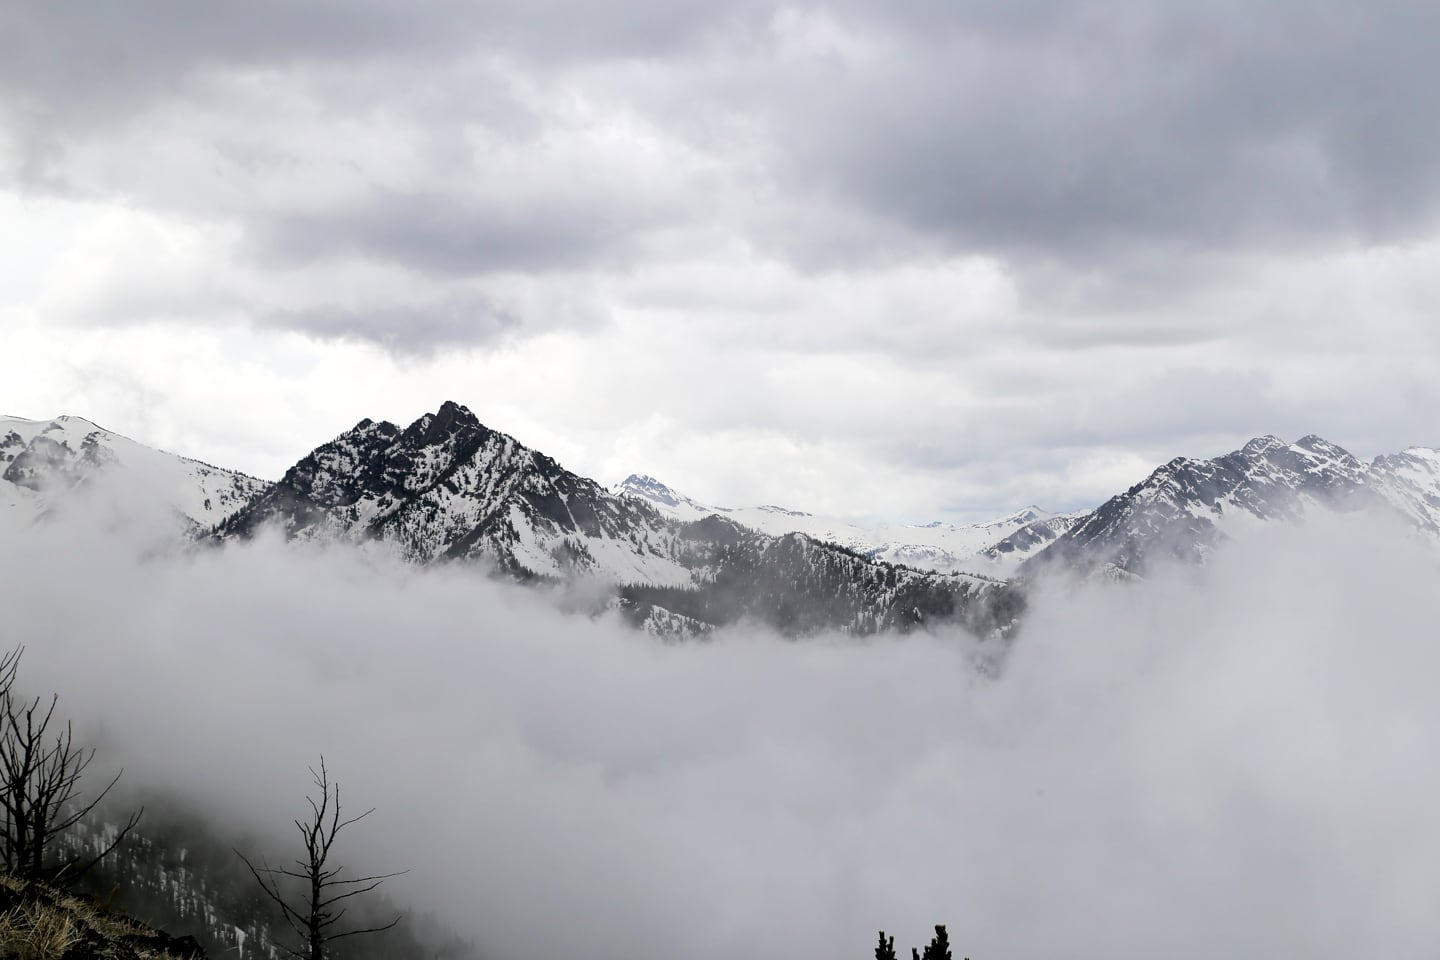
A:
[5,0,1439,522]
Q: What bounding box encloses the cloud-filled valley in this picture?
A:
[4,504,1437,959]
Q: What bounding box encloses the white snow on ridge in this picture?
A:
[1370,446,1440,536]
[0,414,268,534]
[613,474,1064,575]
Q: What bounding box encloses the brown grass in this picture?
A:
[0,871,199,959]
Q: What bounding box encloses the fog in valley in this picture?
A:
[2,508,1437,959]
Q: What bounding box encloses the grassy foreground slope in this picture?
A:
[0,872,204,959]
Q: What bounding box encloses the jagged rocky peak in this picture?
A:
[220,401,691,580]
[1225,434,1370,501]
[400,399,483,446]
[1230,433,1362,472]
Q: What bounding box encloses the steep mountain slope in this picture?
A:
[0,415,265,536]
[614,474,1062,574]
[219,403,1018,637]
[619,516,1021,638]
[1025,434,1440,579]
[975,511,1089,577]
[218,401,692,584]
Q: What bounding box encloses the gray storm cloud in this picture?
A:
[2,505,1438,959]
[8,0,1440,324]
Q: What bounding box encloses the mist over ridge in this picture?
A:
[4,500,1439,959]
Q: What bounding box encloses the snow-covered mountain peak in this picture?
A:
[1,414,266,534]
[1027,432,1437,579]
[980,505,1048,528]
[613,473,718,522]
[223,403,695,582]
[616,473,688,508]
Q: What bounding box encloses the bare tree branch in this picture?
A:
[235,756,404,960]
[0,646,142,883]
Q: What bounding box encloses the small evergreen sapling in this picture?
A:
[921,924,952,960]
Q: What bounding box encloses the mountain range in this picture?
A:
[611,473,1085,577]
[6,404,1438,638]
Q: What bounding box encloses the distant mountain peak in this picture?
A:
[616,474,695,511]
[1001,505,1047,525]
[1025,432,1428,579]
[620,473,676,494]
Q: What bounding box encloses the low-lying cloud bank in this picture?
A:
[2,511,1438,959]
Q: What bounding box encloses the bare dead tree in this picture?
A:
[236,757,405,960]
[0,646,17,712]
[0,645,142,883]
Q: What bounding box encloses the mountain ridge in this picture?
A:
[1025,432,1440,580]
[12,403,1439,639]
